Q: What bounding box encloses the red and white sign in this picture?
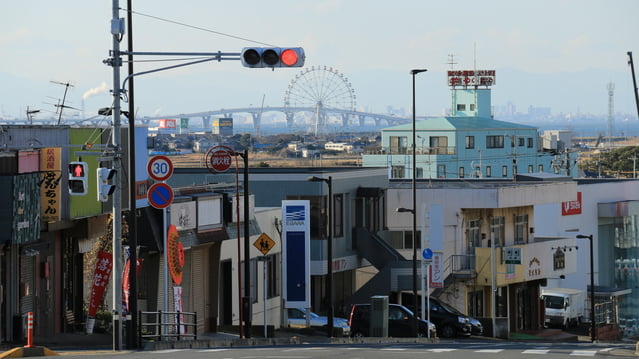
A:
[209,147,233,172]
[147,155,174,181]
[429,252,444,288]
[562,192,582,216]
[88,250,113,317]
[159,119,177,128]
[448,70,496,87]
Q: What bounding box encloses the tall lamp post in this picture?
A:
[308,176,333,337]
[576,234,596,343]
[409,68,428,337]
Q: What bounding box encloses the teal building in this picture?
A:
[362,71,562,179]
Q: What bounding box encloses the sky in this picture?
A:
[2,0,639,124]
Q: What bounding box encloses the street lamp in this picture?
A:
[576,234,596,343]
[308,175,333,337]
[408,68,427,337]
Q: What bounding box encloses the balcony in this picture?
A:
[363,146,456,155]
[450,254,476,279]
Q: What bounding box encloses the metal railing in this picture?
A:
[139,310,197,347]
[363,146,456,155]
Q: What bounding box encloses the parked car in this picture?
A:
[427,298,473,338]
[286,308,351,336]
[348,303,437,338]
[468,316,484,336]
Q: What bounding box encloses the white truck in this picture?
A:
[541,288,586,328]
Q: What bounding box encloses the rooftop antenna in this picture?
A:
[26,106,40,125]
[447,54,458,70]
[50,80,75,125]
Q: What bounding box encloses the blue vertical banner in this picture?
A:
[282,200,311,309]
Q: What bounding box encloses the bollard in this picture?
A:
[24,312,34,348]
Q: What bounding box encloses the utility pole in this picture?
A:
[107,0,124,350]
[125,0,138,348]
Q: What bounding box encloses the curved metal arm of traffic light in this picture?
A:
[120,55,239,93]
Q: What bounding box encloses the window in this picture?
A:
[538,164,543,172]
[437,164,446,178]
[390,231,422,250]
[502,165,508,177]
[430,136,448,154]
[465,136,475,149]
[528,165,533,173]
[267,253,281,298]
[416,167,423,178]
[470,104,476,111]
[486,135,504,148]
[390,136,408,154]
[514,214,528,244]
[468,219,481,249]
[333,194,344,237]
[404,230,421,249]
[490,217,505,247]
[392,166,405,178]
[518,137,525,146]
[486,166,492,177]
[527,137,533,148]
[459,167,465,178]
[457,104,466,111]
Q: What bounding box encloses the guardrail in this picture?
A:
[139,310,197,347]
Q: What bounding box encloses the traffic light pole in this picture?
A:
[104,6,305,345]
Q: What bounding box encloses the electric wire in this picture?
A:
[120,7,276,47]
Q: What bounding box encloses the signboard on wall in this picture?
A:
[282,200,310,309]
[447,70,496,87]
[562,192,582,216]
[40,147,61,222]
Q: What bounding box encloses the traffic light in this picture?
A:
[241,47,305,68]
[68,162,88,195]
[97,167,116,202]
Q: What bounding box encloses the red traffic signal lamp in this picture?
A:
[241,47,305,68]
[68,161,88,195]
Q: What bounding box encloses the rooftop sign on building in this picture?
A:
[448,70,496,87]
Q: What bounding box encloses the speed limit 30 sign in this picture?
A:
[148,155,174,181]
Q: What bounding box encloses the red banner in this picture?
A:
[122,256,144,314]
[88,251,113,317]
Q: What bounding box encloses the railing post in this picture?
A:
[177,311,181,341]
[158,310,162,341]
[138,310,141,349]
[194,312,197,341]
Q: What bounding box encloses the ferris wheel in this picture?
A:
[283,66,356,135]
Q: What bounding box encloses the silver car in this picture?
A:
[287,308,351,336]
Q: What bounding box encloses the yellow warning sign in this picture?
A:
[253,233,276,255]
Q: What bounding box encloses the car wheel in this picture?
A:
[441,324,455,338]
[417,330,427,338]
[352,331,366,338]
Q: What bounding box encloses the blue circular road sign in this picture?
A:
[147,182,174,209]
[422,248,433,260]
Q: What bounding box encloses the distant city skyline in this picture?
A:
[2,1,638,121]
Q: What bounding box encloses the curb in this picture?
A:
[0,346,59,358]
[144,336,440,351]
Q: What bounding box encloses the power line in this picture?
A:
[121,7,276,47]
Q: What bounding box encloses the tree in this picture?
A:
[580,146,639,178]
